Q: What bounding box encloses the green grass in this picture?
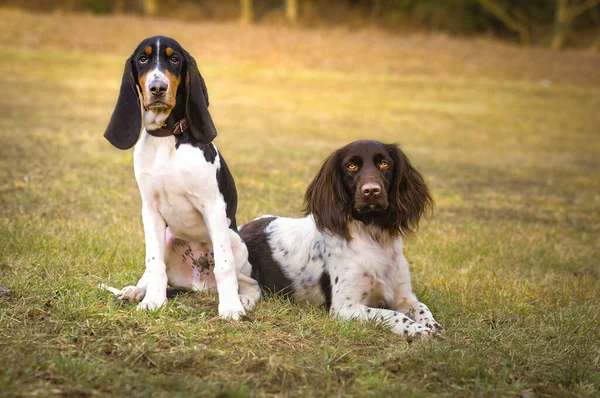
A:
[1,8,599,397]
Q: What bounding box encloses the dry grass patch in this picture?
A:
[1,9,599,397]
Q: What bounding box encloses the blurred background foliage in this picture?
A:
[2,0,599,50]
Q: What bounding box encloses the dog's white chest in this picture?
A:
[337,238,398,303]
[133,134,220,243]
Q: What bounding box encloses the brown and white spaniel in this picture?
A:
[240,140,442,337]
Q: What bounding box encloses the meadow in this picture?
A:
[0,8,599,397]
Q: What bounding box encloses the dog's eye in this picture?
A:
[139,56,148,64]
[170,57,179,64]
[380,161,390,169]
[347,163,358,171]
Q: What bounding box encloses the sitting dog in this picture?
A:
[103,36,260,319]
[240,140,442,336]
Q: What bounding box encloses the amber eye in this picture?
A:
[380,161,390,169]
[347,163,358,171]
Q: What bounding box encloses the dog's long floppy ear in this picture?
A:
[104,57,142,150]
[387,144,434,237]
[304,149,352,240]
[183,51,217,144]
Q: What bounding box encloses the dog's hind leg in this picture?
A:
[230,231,261,311]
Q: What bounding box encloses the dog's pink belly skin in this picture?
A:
[165,229,217,291]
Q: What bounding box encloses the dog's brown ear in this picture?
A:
[387,144,434,236]
[304,149,352,240]
[184,51,217,144]
[104,57,142,150]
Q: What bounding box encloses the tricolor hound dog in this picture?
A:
[240,140,442,337]
[103,36,260,319]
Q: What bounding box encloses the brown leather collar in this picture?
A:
[146,118,189,137]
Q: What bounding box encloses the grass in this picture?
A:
[1,7,599,397]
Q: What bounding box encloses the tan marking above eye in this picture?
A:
[144,46,152,55]
[165,47,173,57]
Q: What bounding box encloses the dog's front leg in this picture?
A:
[201,203,245,320]
[391,253,442,334]
[330,300,431,337]
[136,204,169,311]
[329,261,432,338]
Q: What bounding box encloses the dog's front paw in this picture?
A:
[116,285,145,302]
[410,303,443,338]
[218,298,246,320]
[425,320,444,336]
[394,318,433,339]
[405,322,445,341]
[136,297,167,311]
[407,322,431,337]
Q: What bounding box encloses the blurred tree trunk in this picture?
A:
[240,0,254,24]
[285,0,298,23]
[114,0,125,14]
[142,0,158,16]
[372,0,383,21]
[593,30,600,51]
[303,0,316,22]
[551,0,600,49]
[476,0,531,45]
[63,0,78,11]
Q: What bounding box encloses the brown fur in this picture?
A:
[163,70,180,108]
[303,141,434,240]
[138,70,150,104]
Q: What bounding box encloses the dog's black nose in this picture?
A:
[149,81,168,95]
[362,183,381,196]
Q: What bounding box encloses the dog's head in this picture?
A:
[104,36,217,149]
[304,140,434,240]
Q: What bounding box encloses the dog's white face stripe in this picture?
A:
[142,38,172,131]
[156,37,160,65]
[145,37,168,100]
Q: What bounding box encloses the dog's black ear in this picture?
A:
[104,57,142,150]
[184,51,217,144]
[304,149,353,240]
[387,144,434,236]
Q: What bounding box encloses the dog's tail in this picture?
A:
[97,283,121,295]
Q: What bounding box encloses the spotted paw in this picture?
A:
[407,330,433,343]
[425,321,443,333]
[428,322,445,339]
[398,319,432,338]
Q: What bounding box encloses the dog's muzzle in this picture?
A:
[355,182,388,213]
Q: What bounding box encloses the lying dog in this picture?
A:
[240,140,442,336]
[103,36,260,319]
